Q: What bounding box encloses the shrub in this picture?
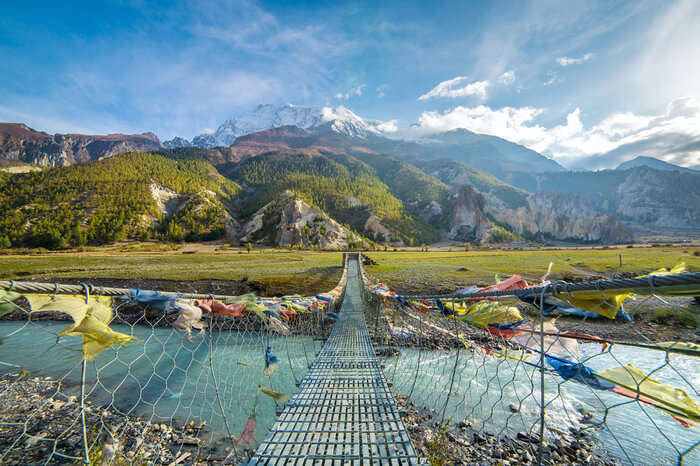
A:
[678,311,699,329]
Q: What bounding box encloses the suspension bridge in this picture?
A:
[0,253,699,464]
[250,258,418,463]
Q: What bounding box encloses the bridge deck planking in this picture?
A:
[249,259,419,465]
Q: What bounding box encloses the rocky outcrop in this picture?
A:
[0,123,162,166]
[504,167,700,235]
[240,191,355,249]
[447,186,492,242]
[419,200,443,221]
[424,158,636,243]
[487,192,634,243]
[363,215,393,243]
[614,168,700,231]
[147,183,240,239]
[150,183,188,217]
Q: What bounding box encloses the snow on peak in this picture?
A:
[165,104,396,148]
[321,105,398,138]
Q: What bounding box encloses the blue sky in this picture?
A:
[2,0,700,168]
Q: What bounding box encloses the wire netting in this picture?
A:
[358,256,700,465]
[0,256,349,464]
[1,251,699,465]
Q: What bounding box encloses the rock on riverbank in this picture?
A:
[0,373,243,465]
[395,395,619,465]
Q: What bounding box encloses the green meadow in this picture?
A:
[363,246,700,293]
[1,243,698,295]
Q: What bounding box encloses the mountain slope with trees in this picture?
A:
[0,152,240,248]
[227,149,440,244]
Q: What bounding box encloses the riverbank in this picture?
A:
[0,372,620,465]
[0,373,241,465]
[395,395,619,465]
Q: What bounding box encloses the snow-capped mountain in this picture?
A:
[164,104,392,148]
[162,136,193,149]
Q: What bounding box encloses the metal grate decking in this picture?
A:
[249,259,420,464]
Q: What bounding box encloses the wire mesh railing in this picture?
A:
[1,251,699,465]
[358,254,700,465]
[0,255,349,464]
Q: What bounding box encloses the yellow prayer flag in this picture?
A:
[26,294,133,360]
[259,386,291,403]
[597,364,700,422]
[566,292,633,319]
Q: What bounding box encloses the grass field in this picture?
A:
[1,243,699,296]
[0,243,345,295]
[362,246,700,294]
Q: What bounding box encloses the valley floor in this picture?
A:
[2,242,699,340]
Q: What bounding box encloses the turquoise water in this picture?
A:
[1,319,698,464]
[383,343,700,465]
[0,321,320,446]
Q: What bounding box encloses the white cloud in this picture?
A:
[499,70,515,85]
[408,98,700,168]
[556,53,594,66]
[376,84,388,98]
[335,85,365,100]
[418,77,489,100]
[375,120,398,133]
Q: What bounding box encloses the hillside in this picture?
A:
[0,123,162,166]
[418,158,529,210]
[363,128,564,179]
[227,149,440,244]
[0,153,240,248]
[0,117,675,247]
[347,151,451,221]
[239,190,358,248]
[159,128,634,245]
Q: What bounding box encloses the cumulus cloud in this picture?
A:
[335,85,365,100]
[409,98,700,169]
[418,77,489,100]
[556,53,594,66]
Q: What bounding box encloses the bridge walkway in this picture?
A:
[249,258,419,464]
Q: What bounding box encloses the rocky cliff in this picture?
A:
[0,123,162,166]
[487,192,634,243]
[505,167,700,235]
[240,190,355,249]
[422,158,634,243]
[446,185,493,242]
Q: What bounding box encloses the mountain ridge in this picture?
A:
[616,155,698,173]
[164,104,392,148]
[2,108,696,245]
[0,123,162,166]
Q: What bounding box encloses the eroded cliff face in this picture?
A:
[0,123,162,166]
[487,192,634,243]
[614,168,700,230]
[446,185,492,242]
[240,191,355,249]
